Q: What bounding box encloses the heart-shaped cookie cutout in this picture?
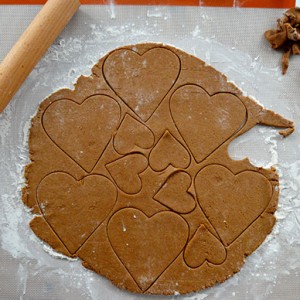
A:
[195,165,272,246]
[149,131,190,171]
[37,172,117,254]
[154,171,195,214]
[103,48,180,121]
[43,95,121,172]
[184,224,226,268]
[170,85,246,163]
[108,208,189,291]
[113,114,155,155]
[106,153,148,194]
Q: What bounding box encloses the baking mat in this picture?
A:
[0,4,300,300]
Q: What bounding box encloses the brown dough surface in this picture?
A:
[23,43,294,295]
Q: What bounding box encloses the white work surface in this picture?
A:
[0,5,300,300]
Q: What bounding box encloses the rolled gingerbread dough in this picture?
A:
[22,43,294,295]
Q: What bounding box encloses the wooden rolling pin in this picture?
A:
[0,0,81,112]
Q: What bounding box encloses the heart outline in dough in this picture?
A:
[107,208,189,291]
[170,84,247,163]
[103,47,181,121]
[42,95,121,173]
[184,224,227,268]
[106,153,148,194]
[195,164,272,246]
[37,172,117,254]
[149,130,191,172]
[154,171,196,214]
[113,113,155,155]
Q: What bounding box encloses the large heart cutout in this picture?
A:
[154,171,195,214]
[184,224,226,268]
[149,131,190,172]
[107,208,188,291]
[195,165,272,246]
[103,48,180,121]
[106,153,148,194]
[170,85,246,163]
[37,172,117,254]
[113,114,155,155]
[43,95,121,172]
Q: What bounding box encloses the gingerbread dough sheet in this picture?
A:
[22,43,294,295]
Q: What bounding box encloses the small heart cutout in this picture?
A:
[37,172,117,254]
[195,165,272,246]
[43,95,121,172]
[170,85,246,163]
[113,114,155,155]
[154,171,195,214]
[108,208,189,291]
[103,48,180,121]
[106,153,148,194]
[149,131,190,171]
[184,224,226,268]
